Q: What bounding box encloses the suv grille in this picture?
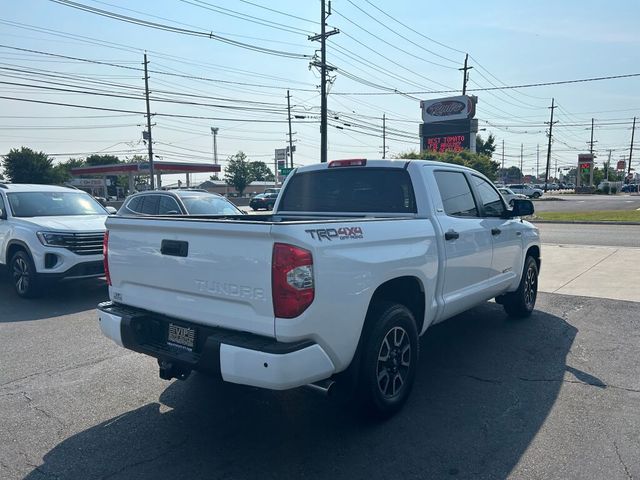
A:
[59,232,105,256]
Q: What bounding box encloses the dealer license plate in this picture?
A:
[167,323,196,351]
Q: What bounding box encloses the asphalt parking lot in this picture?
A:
[1,272,639,480]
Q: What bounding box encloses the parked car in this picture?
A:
[498,187,528,206]
[0,183,109,297]
[264,188,281,195]
[622,184,639,193]
[99,159,540,418]
[118,190,244,216]
[508,184,544,198]
[249,192,279,211]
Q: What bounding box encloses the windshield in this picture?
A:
[180,195,242,215]
[7,191,106,217]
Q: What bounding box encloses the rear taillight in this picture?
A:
[103,230,111,286]
[272,243,314,318]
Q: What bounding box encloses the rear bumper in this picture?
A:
[97,302,335,390]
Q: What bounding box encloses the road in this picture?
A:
[533,194,640,212]
[535,223,640,248]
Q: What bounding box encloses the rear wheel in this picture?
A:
[500,256,538,318]
[357,302,419,418]
[532,192,541,198]
[10,250,43,298]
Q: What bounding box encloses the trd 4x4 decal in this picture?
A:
[305,226,363,241]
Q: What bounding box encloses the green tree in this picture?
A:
[85,154,120,166]
[476,134,496,158]
[224,151,253,195]
[249,161,275,182]
[398,149,500,180]
[54,157,86,182]
[1,147,61,184]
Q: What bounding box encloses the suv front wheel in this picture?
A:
[10,250,43,298]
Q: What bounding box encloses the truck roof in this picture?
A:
[0,183,81,193]
[294,159,481,175]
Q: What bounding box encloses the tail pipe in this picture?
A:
[304,378,335,397]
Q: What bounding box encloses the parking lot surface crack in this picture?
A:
[613,441,633,480]
[518,376,640,393]
[461,374,503,384]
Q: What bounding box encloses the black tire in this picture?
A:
[10,250,43,298]
[501,256,538,318]
[532,192,541,199]
[357,302,419,418]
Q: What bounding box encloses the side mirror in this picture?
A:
[510,199,534,217]
[105,206,117,215]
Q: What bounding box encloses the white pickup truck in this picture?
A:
[98,159,540,417]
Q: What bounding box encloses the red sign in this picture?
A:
[423,133,469,152]
[617,160,626,171]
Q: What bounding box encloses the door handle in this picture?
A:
[491,228,502,236]
[445,230,459,241]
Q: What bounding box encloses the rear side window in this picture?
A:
[139,195,160,215]
[279,168,416,213]
[434,171,478,217]
[126,196,142,213]
[158,195,181,215]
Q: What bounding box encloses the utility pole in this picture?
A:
[309,1,339,163]
[286,90,294,168]
[501,139,505,182]
[143,53,155,189]
[588,118,598,155]
[382,113,386,159]
[520,143,524,183]
[459,53,473,95]
[544,97,558,192]
[606,149,612,181]
[536,144,540,179]
[629,116,636,177]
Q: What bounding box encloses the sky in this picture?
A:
[1,0,639,185]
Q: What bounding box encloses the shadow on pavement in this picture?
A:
[25,302,579,480]
[0,266,108,322]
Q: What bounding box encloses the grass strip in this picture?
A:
[534,210,640,222]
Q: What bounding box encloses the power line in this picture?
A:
[332,72,640,95]
[177,0,313,36]
[49,0,312,59]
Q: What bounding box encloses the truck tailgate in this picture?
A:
[106,217,275,337]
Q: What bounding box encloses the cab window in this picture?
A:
[472,176,505,217]
[434,171,478,217]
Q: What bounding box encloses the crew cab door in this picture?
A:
[432,170,493,319]
[469,175,523,293]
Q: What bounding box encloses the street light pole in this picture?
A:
[211,127,219,165]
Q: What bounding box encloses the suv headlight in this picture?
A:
[37,232,67,247]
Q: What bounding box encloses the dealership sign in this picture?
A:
[422,133,470,152]
[420,95,476,123]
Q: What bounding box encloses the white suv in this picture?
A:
[507,184,543,199]
[0,183,109,297]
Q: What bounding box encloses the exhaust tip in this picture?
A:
[304,379,335,396]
